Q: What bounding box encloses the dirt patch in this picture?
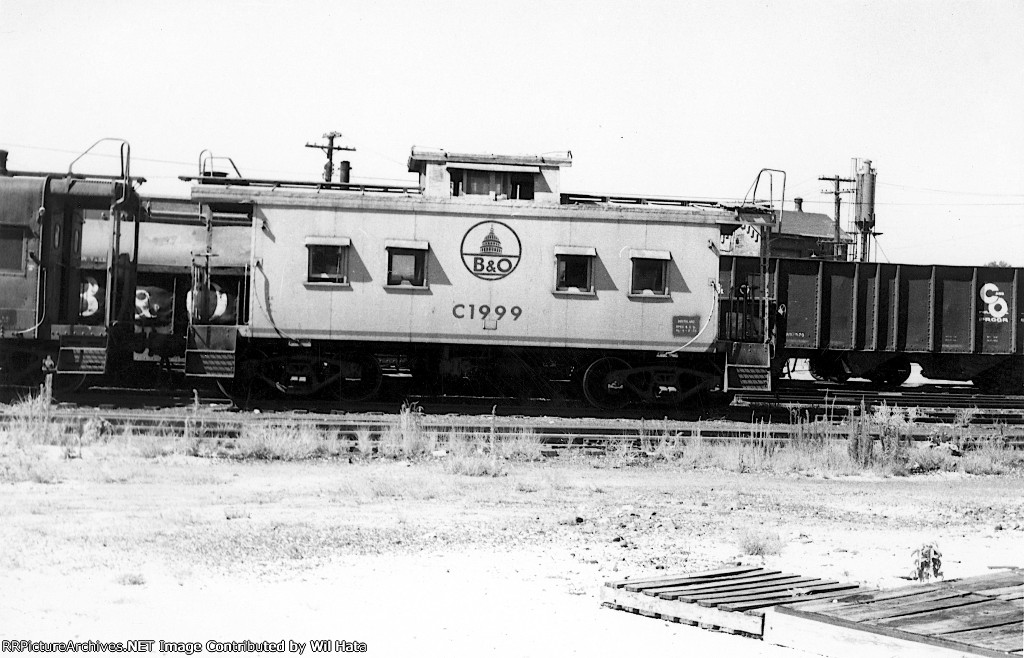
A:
[0,454,1021,655]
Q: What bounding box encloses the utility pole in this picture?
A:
[305,131,355,183]
[819,175,855,260]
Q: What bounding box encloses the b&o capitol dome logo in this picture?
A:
[460,221,521,281]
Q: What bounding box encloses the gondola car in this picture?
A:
[721,256,1024,394]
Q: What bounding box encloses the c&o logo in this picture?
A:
[460,221,521,281]
[980,283,1009,323]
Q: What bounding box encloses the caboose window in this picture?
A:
[305,237,350,285]
[553,246,597,294]
[0,225,25,273]
[449,166,538,200]
[629,249,671,296]
[385,240,429,288]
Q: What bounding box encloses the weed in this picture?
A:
[236,423,324,460]
[117,573,146,586]
[354,427,374,456]
[911,542,943,581]
[444,453,504,477]
[513,479,541,493]
[224,507,250,520]
[905,445,956,473]
[960,439,1022,475]
[872,403,915,473]
[499,427,543,460]
[737,527,784,556]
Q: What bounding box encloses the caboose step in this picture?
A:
[185,325,237,378]
[724,343,772,392]
[56,336,107,375]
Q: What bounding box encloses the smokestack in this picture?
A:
[0,150,8,176]
[794,197,803,212]
[338,160,351,184]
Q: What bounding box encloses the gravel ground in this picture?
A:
[1,453,1021,656]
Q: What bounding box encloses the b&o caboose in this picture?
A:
[179,148,777,407]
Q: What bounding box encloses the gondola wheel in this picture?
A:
[582,357,632,409]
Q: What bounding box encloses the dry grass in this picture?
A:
[737,527,784,556]
[117,573,146,586]
[235,423,325,461]
[1,390,1022,480]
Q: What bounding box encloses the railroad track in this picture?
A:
[6,378,1024,452]
[736,381,1024,425]
[5,398,1024,452]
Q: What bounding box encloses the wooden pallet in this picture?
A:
[763,569,1024,657]
[601,565,865,637]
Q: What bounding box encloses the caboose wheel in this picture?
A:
[335,353,383,402]
[582,357,632,409]
[52,373,88,395]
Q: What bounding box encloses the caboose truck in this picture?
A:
[181,147,777,407]
[0,140,143,391]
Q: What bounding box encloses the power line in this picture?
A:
[0,140,417,184]
[873,237,892,264]
[877,181,1024,197]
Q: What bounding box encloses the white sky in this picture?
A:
[2,0,1022,266]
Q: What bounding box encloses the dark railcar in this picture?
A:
[721,256,1024,392]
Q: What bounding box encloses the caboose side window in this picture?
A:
[385,240,429,288]
[305,237,350,285]
[553,246,597,294]
[0,225,25,273]
[629,249,671,296]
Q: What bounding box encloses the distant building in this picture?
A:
[729,197,853,259]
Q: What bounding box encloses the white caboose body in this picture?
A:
[186,149,768,405]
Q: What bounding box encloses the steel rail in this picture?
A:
[3,404,1023,451]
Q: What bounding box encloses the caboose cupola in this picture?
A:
[407,148,571,203]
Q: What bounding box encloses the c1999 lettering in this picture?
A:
[452,304,521,320]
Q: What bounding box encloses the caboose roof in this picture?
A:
[408,148,572,173]
[780,210,852,241]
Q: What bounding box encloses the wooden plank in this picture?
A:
[806,572,1024,609]
[764,605,1011,658]
[608,566,762,591]
[942,622,1024,653]
[787,591,878,613]
[815,582,946,606]
[653,574,808,598]
[684,581,849,606]
[947,571,1024,593]
[976,584,1024,598]
[601,584,764,636]
[840,594,992,623]
[722,587,865,612]
[645,570,790,596]
[683,578,835,605]
[820,588,974,620]
[741,588,875,613]
[879,599,1023,636]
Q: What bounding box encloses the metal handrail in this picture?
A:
[198,149,243,178]
[67,138,130,180]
